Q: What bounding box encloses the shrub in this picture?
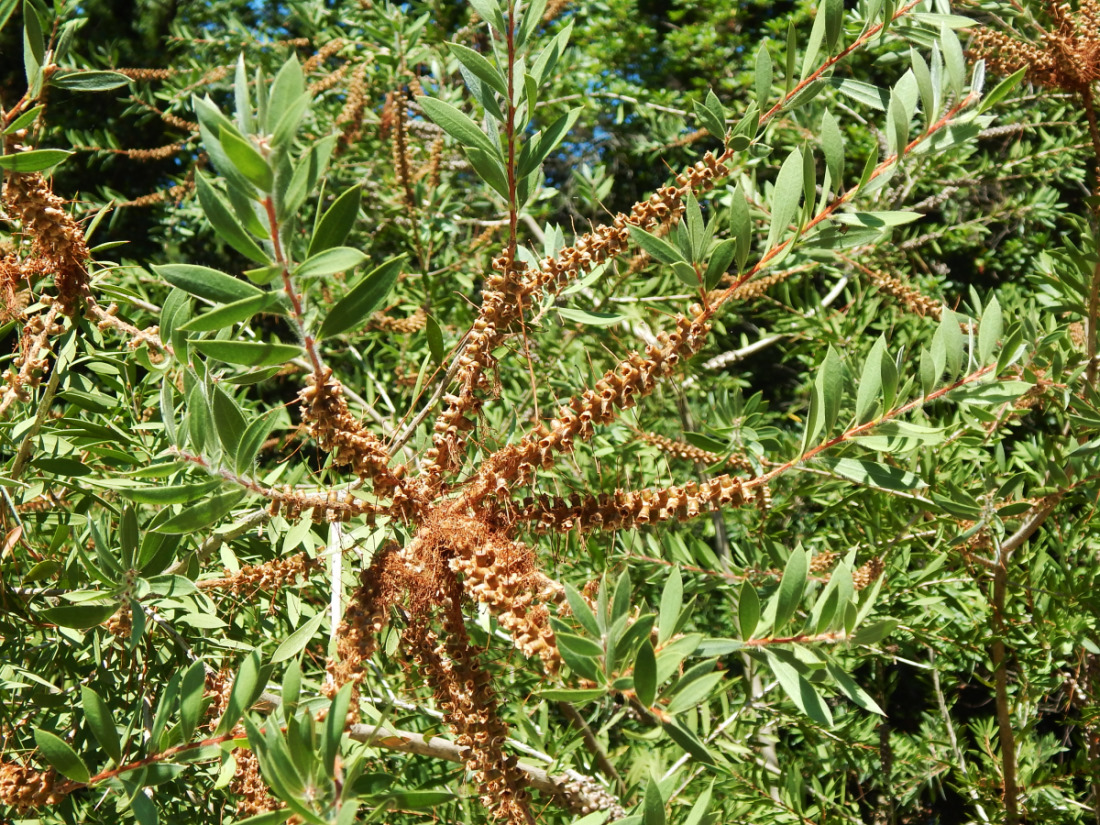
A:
[1,0,1099,823]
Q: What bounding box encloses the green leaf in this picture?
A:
[271,92,311,149]
[151,489,246,534]
[825,661,885,715]
[179,660,207,743]
[634,641,658,707]
[938,309,965,378]
[220,128,273,191]
[856,336,886,424]
[519,108,582,177]
[773,545,807,632]
[738,580,760,639]
[318,255,406,339]
[272,613,324,663]
[851,618,899,645]
[978,296,1002,364]
[81,686,122,765]
[295,247,367,278]
[557,632,604,659]
[34,729,90,784]
[979,65,1026,114]
[666,670,724,715]
[51,69,131,91]
[309,185,361,257]
[266,55,305,135]
[662,719,716,765]
[537,687,608,703]
[195,173,269,264]
[815,456,927,492]
[324,683,353,775]
[180,292,283,333]
[766,147,803,252]
[120,479,225,505]
[628,225,685,266]
[155,264,263,305]
[643,775,666,825]
[217,650,264,735]
[755,42,773,107]
[190,340,302,367]
[557,308,625,327]
[730,184,752,271]
[658,568,683,644]
[693,97,725,139]
[236,412,274,476]
[448,42,507,96]
[468,0,506,31]
[417,96,500,159]
[2,104,44,135]
[0,148,71,172]
[211,385,247,461]
[765,651,833,726]
[821,109,843,188]
[828,78,889,110]
[565,584,601,638]
[819,346,844,434]
[41,603,117,629]
[940,23,965,97]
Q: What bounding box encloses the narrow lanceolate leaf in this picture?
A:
[825,661,886,715]
[447,42,507,96]
[821,109,844,187]
[658,568,683,644]
[179,660,207,743]
[828,78,889,110]
[765,651,833,726]
[34,729,90,784]
[151,490,247,534]
[308,185,361,257]
[766,147,804,252]
[0,148,72,172]
[815,456,927,492]
[190,340,302,368]
[628,225,685,265]
[557,308,626,327]
[295,247,367,278]
[417,96,500,159]
[155,264,263,305]
[41,604,117,629]
[217,650,264,735]
[180,292,284,333]
[773,545,808,632]
[738,580,760,639]
[755,42,773,107]
[195,173,269,264]
[51,70,131,91]
[634,641,658,708]
[693,97,725,139]
[81,686,122,764]
[704,239,737,289]
[220,128,273,191]
[979,66,1026,114]
[856,336,886,424]
[318,254,406,340]
[272,613,324,663]
[978,296,1002,364]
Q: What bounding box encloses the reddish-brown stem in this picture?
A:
[754,363,996,489]
[760,0,923,126]
[263,195,324,378]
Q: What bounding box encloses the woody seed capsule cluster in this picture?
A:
[516,473,752,533]
[0,763,71,812]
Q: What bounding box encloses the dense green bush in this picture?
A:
[2,0,1099,823]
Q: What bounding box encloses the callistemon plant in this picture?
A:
[2,0,1100,823]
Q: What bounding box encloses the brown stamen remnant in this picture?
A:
[468,313,713,504]
[370,306,427,333]
[2,144,90,315]
[337,62,369,153]
[297,369,409,497]
[422,152,730,489]
[970,0,1100,96]
[853,557,885,590]
[327,544,402,706]
[407,609,533,825]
